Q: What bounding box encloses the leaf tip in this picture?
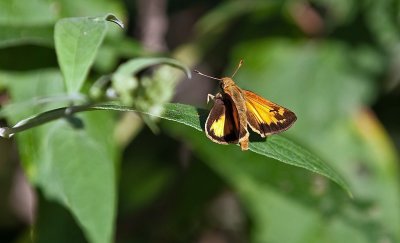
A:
[105,14,124,29]
[0,127,11,138]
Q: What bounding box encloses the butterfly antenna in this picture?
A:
[194,70,222,81]
[231,59,243,78]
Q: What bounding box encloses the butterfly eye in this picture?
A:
[219,82,225,89]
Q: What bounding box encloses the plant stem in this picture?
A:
[0,104,92,138]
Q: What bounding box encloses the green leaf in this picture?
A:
[94,104,351,198]
[37,112,116,243]
[145,103,351,196]
[1,102,351,196]
[55,14,123,93]
[2,70,117,243]
[105,14,124,29]
[248,135,351,194]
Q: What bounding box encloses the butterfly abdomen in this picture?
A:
[223,85,249,150]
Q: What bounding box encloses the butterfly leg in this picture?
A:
[239,138,249,151]
[239,130,250,150]
[207,94,215,104]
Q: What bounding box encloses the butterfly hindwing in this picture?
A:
[243,90,297,137]
[205,93,241,144]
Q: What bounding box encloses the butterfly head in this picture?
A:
[220,77,236,89]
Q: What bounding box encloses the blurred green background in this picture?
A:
[0,0,400,242]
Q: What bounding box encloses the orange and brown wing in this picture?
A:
[205,94,241,144]
[243,90,297,137]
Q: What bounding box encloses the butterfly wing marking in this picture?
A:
[243,90,297,137]
[205,93,241,144]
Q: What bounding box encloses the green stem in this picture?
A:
[0,103,154,138]
[1,104,92,138]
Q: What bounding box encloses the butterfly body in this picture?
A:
[219,77,250,149]
[196,61,297,151]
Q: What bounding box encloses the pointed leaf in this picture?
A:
[1,101,350,195]
[55,14,123,93]
[94,103,352,196]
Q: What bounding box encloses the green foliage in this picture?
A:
[55,14,123,93]
[1,101,350,194]
[110,57,191,106]
[37,113,116,243]
[2,70,117,243]
[0,0,399,243]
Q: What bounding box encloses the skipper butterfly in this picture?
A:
[195,60,297,150]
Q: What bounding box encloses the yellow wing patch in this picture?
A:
[246,99,283,125]
[205,93,241,144]
[209,114,226,137]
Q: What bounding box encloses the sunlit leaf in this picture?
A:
[1,102,351,196]
[55,14,123,93]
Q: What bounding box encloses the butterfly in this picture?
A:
[195,60,297,150]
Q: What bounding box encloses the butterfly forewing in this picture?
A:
[243,90,297,137]
[205,94,241,144]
